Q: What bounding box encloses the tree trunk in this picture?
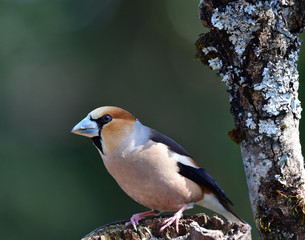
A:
[196,0,305,239]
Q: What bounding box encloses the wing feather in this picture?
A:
[150,129,192,158]
[177,162,233,205]
[149,129,232,205]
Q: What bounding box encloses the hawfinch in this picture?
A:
[71,106,242,232]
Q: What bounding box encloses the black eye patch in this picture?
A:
[94,114,113,128]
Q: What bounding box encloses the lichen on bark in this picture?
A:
[196,0,305,239]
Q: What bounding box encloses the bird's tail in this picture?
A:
[196,192,245,223]
[221,205,245,223]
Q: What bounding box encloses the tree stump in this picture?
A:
[81,214,251,240]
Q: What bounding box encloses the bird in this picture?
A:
[71,106,243,232]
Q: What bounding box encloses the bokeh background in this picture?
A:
[1,1,304,239]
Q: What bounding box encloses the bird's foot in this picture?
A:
[126,210,157,230]
[126,213,143,230]
[160,204,188,233]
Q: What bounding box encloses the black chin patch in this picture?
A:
[92,136,103,154]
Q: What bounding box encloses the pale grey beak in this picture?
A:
[71,115,99,138]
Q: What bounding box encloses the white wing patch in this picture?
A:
[175,154,200,169]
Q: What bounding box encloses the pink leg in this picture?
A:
[125,210,158,230]
[160,204,188,233]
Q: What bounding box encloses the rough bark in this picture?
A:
[195,0,305,239]
[81,214,251,240]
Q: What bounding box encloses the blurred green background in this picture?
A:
[1,0,304,239]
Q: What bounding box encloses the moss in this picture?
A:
[277,190,305,221]
[259,215,272,233]
[255,203,273,233]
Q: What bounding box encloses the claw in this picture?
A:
[125,213,142,230]
[160,204,188,233]
[125,210,157,230]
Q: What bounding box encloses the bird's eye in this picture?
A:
[101,114,112,123]
[93,114,113,128]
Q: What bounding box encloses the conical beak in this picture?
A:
[71,116,99,138]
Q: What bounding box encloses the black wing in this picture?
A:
[150,128,233,206]
[150,129,192,158]
[177,162,233,205]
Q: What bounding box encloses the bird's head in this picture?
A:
[71,106,137,154]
